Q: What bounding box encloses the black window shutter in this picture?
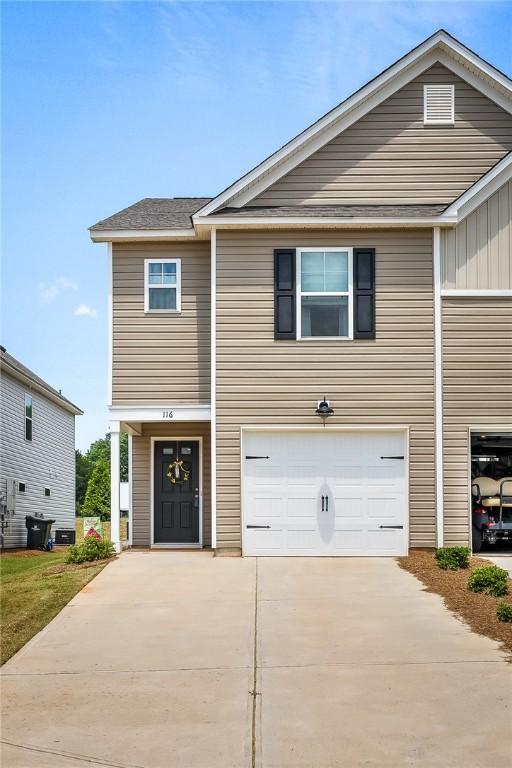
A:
[353,248,376,339]
[274,249,296,339]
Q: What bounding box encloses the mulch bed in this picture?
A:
[42,557,116,576]
[398,550,512,657]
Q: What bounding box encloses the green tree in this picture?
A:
[82,459,111,521]
[75,450,92,513]
[86,433,129,482]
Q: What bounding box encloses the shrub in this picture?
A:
[434,546,471,571]
[496,602,512,623]
[82,459,110,521]
[468,565,509,597]
[66,536,115,564]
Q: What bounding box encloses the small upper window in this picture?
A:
[18,482,26,493]
[424,84,454,124]
[24,394,33,441]
[144,259,181,313]
[297,249,353,339]
[44,487,51,497]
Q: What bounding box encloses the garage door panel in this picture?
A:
[243,430,407,557]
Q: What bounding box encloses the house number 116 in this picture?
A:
[162,410,174,419]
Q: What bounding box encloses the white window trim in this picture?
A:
[423,84,455,125]
[144,258,182,314]
[24,393,33,442]
[296,247,354,341]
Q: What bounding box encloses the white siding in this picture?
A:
[0,371,76,548]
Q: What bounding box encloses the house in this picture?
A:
[90,30,512,557]
[0,347,82,548]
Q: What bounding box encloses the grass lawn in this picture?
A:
[0,550,109,665]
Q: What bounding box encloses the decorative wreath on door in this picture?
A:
[166,458,191,484]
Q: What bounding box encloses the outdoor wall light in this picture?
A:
[316,396,334,419]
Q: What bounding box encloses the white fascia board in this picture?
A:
[442,153,512,220]
[2,362,83,416]
[194,32,512,217]
[90,228,197,242]
[194,215,457,228]
[108,405,211,422]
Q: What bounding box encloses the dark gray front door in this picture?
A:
[153,441,200,544]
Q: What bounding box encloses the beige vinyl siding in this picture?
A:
[216,229,436,549]
[441,180,512,289]
[253,64,512,206]
[112,242,210,405]
[442,299,512,545]
[131,421,211,547]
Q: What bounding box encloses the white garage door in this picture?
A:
[242,430,407,556]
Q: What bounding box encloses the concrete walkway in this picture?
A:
[1,552,511,768]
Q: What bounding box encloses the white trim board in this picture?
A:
[108,405,211,423]
[210,228,217,549]
[441,290,512,298]
[150,436,203,549]
[90,228,197,242]
[195,31,512,217]
[433,227,444,548]
[442,152,512,221]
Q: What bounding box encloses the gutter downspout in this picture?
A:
[433,226,444,547]
[211,227,217,550]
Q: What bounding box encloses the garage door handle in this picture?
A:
[380,456,404,460]
[246,525,271,529]
[245,456,269,460]
[379,525,404,529]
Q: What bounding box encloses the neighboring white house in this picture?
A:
[0,346,82,548]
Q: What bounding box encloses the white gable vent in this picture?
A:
[423,84,454,124]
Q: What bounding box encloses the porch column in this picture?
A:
[110,420,121,553]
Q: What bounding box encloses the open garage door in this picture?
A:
[242,430,408,556]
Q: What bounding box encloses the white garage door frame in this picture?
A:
[240,425,410,557]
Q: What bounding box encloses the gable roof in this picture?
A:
[91,198,212,232]
[0,347,83,416]
[194,30,512,219]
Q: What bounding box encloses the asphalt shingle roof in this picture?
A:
[90,198,212,231]
[212,204,448,218]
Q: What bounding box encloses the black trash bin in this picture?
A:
[25,516,55,550]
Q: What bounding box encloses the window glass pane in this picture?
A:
[25,418,32,441]
[148,263,163,284]
[149,287,176,310]
[301,251,348,292]
[301,296,348,337]
[325,251,348,292]
[301,251,324,292]
[25,395,32,419]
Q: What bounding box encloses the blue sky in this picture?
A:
[3,1,511,450]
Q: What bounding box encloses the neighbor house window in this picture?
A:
[24,394,33,441]
[44,487,51,497]
[297,248,353,339]
[144,259,181,313]
[18,482,26,493]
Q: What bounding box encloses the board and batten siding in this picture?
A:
[215,229,436,549]
[131,422,211,546]
[442,299,512,545]
[0,371,76,548]
[441,180,512,290]
[112,242,210,406]
[253,64,512,207]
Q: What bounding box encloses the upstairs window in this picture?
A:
[24,394,33,441]
[144,259,181,313]
[297,249,353,339]
[424,84,454,124]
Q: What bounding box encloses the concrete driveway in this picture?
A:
[1,552,511,768]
